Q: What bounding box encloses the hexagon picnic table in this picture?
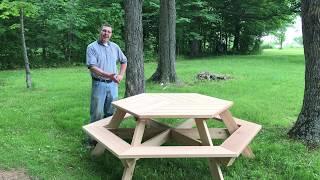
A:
[83,93,261,180]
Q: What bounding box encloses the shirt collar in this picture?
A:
[97,40,110,46]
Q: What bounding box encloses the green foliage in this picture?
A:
[0,0,38,18]
[0,0,39,69]
[175,0,297,56]
[142,0,160,57]
[0,0,300,69]
[0,0,125,69]
[176,0,220,56]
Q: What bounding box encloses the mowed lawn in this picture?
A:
[1,48,320,179]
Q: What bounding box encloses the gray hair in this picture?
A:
[100,23,112,30]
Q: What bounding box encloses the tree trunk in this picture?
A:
[124,0,144,97]
[203,30,206,54]
[42,47,47,61]
[20,8,32,88]
[190,39,200,57]
[225,33,228,52]
[288,1,320,147]
[149,0,177,83]
[68,31,72,63]
[232,20,241,53]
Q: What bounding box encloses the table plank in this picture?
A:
[112,93,233,118]
[120,146,237,158]
[84,113,132,128]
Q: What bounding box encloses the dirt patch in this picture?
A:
[0,169,31,180]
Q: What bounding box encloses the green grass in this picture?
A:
[1,48,319,179]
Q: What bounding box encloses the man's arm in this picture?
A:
[89,66,119,83]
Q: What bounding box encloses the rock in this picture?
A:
[196,72,230,81]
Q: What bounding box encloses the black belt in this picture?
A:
[92,77,113,83]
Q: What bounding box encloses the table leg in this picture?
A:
[131,118,146,146]
[195,119,213,146]
[195,118,224,180]
[219,110,254,158]
[107,108,127,128]
[121,118,146,180]
[121,159,136,180]
[208,159,224,180]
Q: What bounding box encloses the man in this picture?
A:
[86,23,127,124]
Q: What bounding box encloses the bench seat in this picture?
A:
[221,118,261,156]
[83,125,130,157]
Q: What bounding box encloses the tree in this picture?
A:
[20,7,32,88]
[272,27,287,49]
[288,1,320,147]
[0,0,38,87]
[149,0,177,83]
[124,0,145,97]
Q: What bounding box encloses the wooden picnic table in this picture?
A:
[83,93,261,180]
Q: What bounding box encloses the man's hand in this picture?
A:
[89,66,121,83]
[110,74,119,84]
[116,74,123,83]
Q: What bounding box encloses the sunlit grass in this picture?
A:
[1,48,319,179]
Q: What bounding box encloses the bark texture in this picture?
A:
[20,8,32,88]
[150,0,177,83]
[288,0,320,146]
[124,0,145,97]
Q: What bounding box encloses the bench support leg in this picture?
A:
[91,109,126,156]
[176,118,195,128]
[219,110,255,158]
[241,147,255,158]
[91,143,105,156]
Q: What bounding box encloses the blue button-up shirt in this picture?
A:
[86,40,127,80]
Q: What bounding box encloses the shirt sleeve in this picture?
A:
[86,45,98,68]
[117,46,127,64]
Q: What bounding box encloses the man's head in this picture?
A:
[99,23,112,43]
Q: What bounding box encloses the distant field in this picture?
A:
[262,48,304,55]
[1,48,319,180]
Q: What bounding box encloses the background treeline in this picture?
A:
[0,0,299,70]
